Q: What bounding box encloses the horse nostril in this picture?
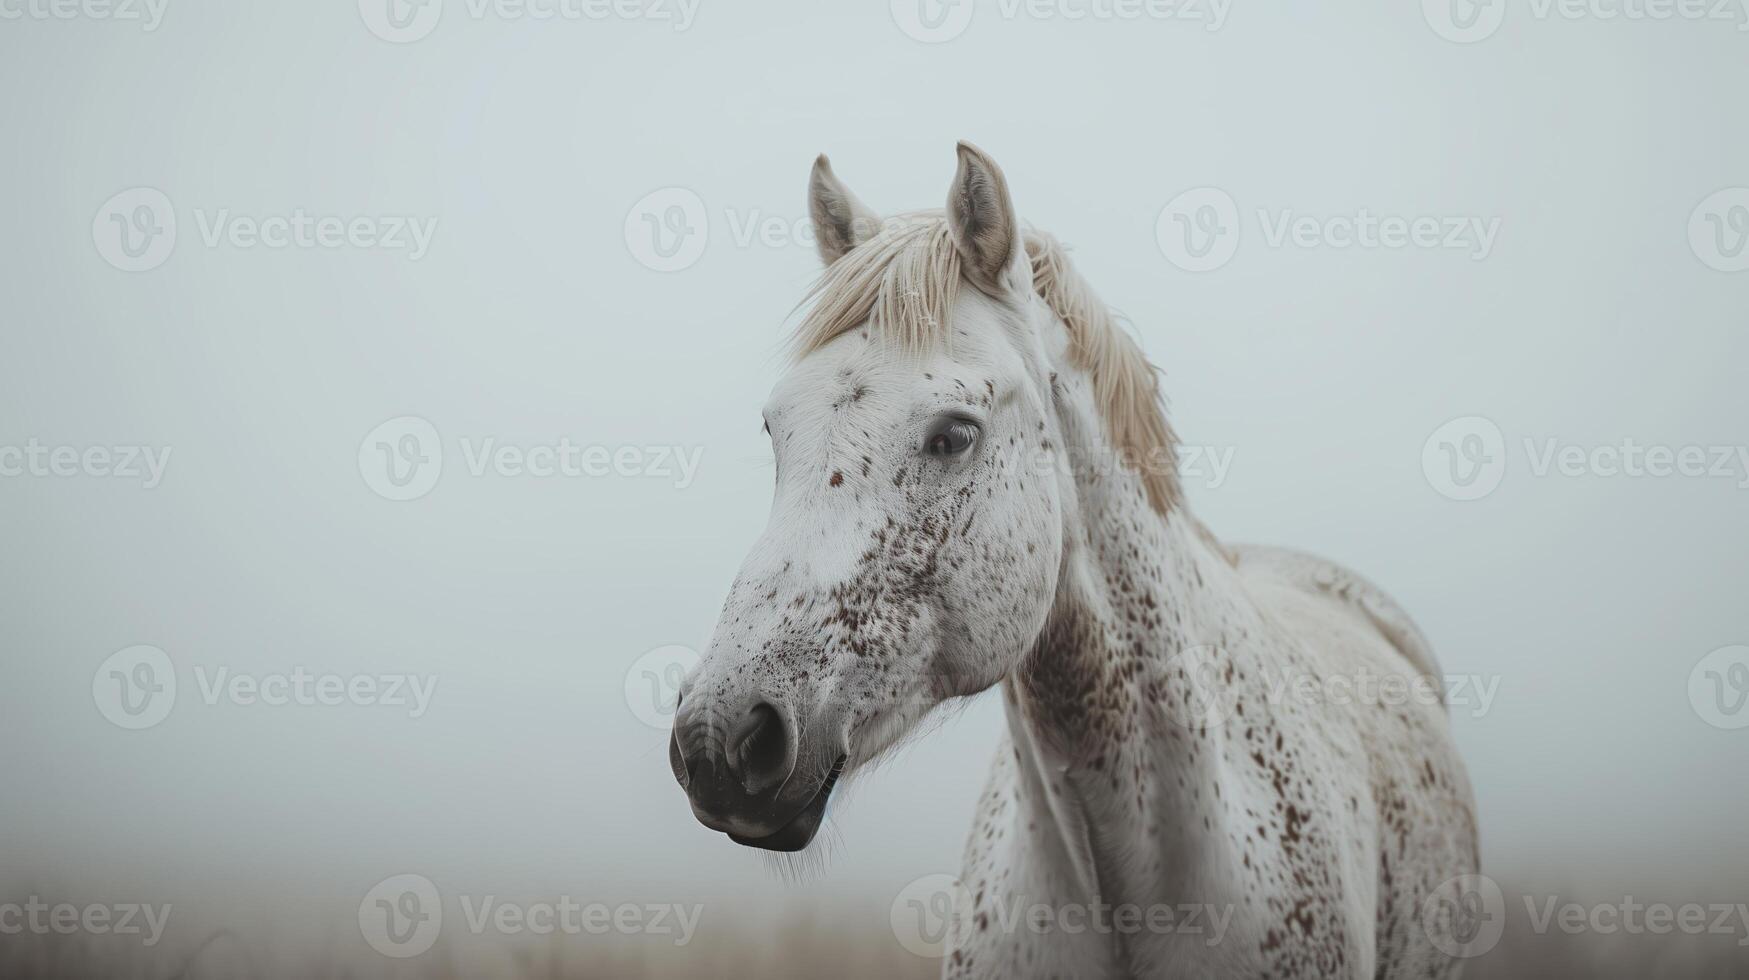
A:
[668,727,689,788]
[729,702,792,794]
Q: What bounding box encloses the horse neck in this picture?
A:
[999,327,1261,907]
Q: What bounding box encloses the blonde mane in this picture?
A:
[789,212,1181,514]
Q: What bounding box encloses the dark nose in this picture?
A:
[669,695,797,833]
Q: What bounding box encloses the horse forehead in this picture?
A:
[768,340,923,415]
[770,320,1012,411]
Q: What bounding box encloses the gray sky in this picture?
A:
[1,0,1746,960]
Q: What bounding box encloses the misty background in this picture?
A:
[1,0,1745,975]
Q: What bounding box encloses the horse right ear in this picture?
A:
[946,141,1030,299]
[808,154,881,265]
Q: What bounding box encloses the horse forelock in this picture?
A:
[789,212,1182,515]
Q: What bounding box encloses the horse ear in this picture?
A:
[946,141,1030,298]
[808,154,881,265]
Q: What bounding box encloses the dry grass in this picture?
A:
[3,883,1745,979]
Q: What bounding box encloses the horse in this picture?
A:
[668,143,1480,979]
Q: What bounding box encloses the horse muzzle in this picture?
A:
[669,691,846,852]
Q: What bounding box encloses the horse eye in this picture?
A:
[925,419,980,457]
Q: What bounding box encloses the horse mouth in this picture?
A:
[728,756,846,852]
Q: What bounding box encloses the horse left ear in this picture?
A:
[946,141,1031,298]
[808,154,882,265]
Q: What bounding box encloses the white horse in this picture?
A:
[669,143,1479,979]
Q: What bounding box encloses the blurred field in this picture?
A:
[4,882,1746,979]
